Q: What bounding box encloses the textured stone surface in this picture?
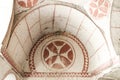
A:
[1,0,120,80]
[111,0,120,55]
[98,67,120,80]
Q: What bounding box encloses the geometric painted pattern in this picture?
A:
[17,0,44,8]
[26,32,90,77]
[89,0,109,19]
[42,40,75,71]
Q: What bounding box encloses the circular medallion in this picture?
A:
[42,39,75,71]
[88,0,110,19]
[29,32,89,73]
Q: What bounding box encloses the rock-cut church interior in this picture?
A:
[0,0,120,80]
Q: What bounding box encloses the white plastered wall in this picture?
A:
[7,2,118,75]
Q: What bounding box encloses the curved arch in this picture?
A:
[6,2,114,77]
[29,32,89,75]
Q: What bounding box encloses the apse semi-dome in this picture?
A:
[1,0,119,80]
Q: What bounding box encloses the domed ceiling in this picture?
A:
[1,0,120,80]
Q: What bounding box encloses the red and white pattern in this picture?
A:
[88,0,109,19]
[42,40,75,71]
[17,0,38,8]
[28,32,89,77]
[24,72,91,77]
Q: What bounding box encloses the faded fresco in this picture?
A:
[0,0,120,80]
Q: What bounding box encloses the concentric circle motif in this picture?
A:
[17,0,44,8]
[42,39,75,71]
[29,32,89,74]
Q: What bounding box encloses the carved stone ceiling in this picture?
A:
[1,0,120,80]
